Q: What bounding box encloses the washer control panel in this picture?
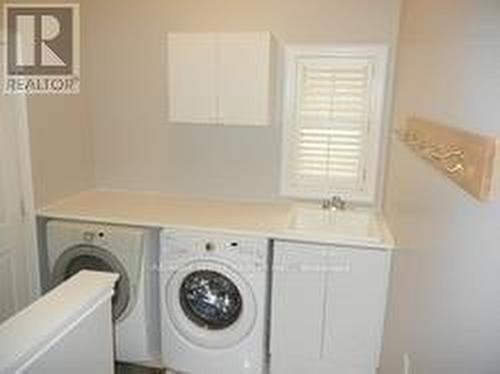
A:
[81,228,111,247]
[161,230,268,266]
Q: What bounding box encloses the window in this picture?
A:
[281,46,389,203]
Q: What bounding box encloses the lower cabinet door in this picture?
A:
[270,241,327,363]
[323,248,391,370]
[270,241,391,374]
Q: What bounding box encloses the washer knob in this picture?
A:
[205,242,215,252]
[83,231,96,243]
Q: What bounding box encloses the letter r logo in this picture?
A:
[6,6,74,75]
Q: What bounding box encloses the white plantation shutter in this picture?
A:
[282,47,387,201]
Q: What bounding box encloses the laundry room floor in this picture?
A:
[115,362,168,374]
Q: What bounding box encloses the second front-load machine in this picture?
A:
[46,220,161,365]
[160,229,269,374]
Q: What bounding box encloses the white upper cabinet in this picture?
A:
[168,33,218,124]
[217,33,271,126]
[167,32,272,126]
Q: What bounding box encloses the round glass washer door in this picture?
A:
[166,260,257,349]
[51,245,131,321]
[180,270,243,330]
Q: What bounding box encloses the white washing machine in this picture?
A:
[46,220,161,365]
[160,229,269,374]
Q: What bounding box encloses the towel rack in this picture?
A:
[395,117,500,201]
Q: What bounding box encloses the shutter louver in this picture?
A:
[287,56,376,196]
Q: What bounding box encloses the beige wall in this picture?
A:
[3,0,401,205]
[382,0,500,373]
[85,0,401,201]
[27,94,94,207]
[1,0,95,207]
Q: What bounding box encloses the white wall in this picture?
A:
[381,0,500,373]
[85,0,401,201]
[0,0,95,208]
[0,271,117,374]
[23,301,114,374]
[3,0,401,205]
[27,94,94,207]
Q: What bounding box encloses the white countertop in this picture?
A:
[0,271,118,373]
[38,190,395,249]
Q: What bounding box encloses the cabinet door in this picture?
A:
[271,242,327,361]
[323,249,391,369]
[168,33,217,124]
[217,33,271,126]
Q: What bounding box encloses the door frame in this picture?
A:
[1,29,41,302]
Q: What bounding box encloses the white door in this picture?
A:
[168,33,218,124]
[323,248,391,369]
[217,33,271,126]
[0,40,39,323]
[271,242,327,361]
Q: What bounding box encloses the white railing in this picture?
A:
[0,271,118,374]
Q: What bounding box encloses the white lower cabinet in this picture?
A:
[270,241,391,374]
[271,244,327,363]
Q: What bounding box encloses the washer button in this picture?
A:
[205,242,215,252]
[83,232,95,243]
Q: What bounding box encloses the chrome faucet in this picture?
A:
[321,195,347,211]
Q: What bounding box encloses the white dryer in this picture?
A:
[46,220,161,365]
[160,229,269,374]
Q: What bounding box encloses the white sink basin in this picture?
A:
[288,205,386,244]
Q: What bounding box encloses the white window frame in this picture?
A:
[280,44,389,203]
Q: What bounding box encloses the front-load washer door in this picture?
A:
[51,245,131,321]
[165,260,257,349]
[180,270,242,330]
